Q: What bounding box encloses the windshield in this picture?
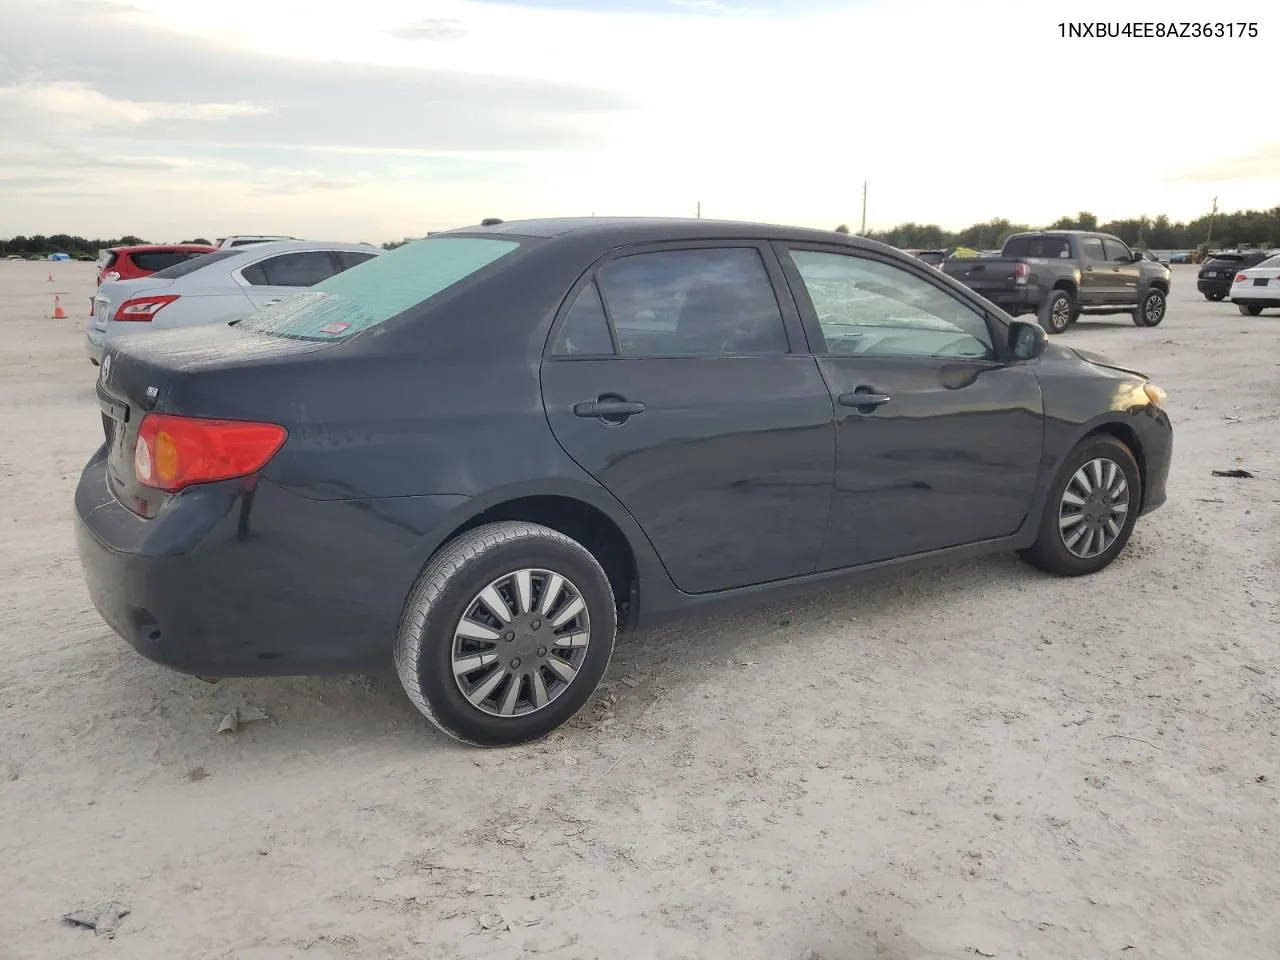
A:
[150,248,241,279]
[236,236,521,340]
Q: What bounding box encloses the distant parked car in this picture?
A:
[1197,250,1278,301]
[96,244,218,287]
[1228,253,1280,316]
[85,241,379,365]
[76,217,1172,747]
[903,249,948,268]
[216,235,299,249]
[1136,250,1170,268]
[1168,251,1192,264]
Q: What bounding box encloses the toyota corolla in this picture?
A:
[75,218,1172,747]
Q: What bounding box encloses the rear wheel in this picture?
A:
[1205,291,1224,302]
[395,522,617,747]
[1039,289,1076,334]
[1133,288,1166,327]
[1019,435,1141,577]
[1238,302,1263,317]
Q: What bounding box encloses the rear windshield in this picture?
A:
[1256,254,1280,270]
[130,250,210,272]
[150,248,242,279]
[1206,254,1243,263]
[235,237,521,341]
[1003,235,1071,259]
[97,250,118,268]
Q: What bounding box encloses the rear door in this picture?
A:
[539,243,836,595]
[775,243,1043,569]
[237,251,349,310]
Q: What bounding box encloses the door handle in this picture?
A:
[838,389,892,411]
[573,396,646,422]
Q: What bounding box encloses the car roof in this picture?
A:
[439,216,888,249]
[219,240,380,258]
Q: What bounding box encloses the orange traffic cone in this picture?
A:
[48,271,53,282]
[52,295,67,319]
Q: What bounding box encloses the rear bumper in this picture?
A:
[74,449,467,676]
[85,327,106,364]
[1196,279,1231,296]
[971,285,1041,313]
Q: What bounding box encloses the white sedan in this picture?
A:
[86,241,380,364]
[1229,252,1280,317]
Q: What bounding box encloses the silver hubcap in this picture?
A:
[1059,458,1130,559]
[1144,294,1163,324]
[451,568,591,718]
[1051,297,1070,329]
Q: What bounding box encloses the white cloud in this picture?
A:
[0,81,269,131]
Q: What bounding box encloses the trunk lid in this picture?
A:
[92,277,174,330]
[96,323,331,517]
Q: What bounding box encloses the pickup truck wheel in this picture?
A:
[1039,290,1075,334]
[1238,303,1263,316]
[1133,289,1166,327]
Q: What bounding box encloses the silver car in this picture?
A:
[85,241,380,365]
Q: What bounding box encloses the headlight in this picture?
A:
[1143,383,1167,407]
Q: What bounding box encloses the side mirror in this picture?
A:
[1009,318,1048,360]
[1131,251,1144,262]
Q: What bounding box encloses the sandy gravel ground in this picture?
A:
[0,259,1277,960]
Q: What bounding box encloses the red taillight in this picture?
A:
[113,294,179,321]
[1234,273,1248,282]
[133,414,287,492]
[1014,262,1029,283]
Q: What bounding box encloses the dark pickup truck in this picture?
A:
[941,230,1171,334]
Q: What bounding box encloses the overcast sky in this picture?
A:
[1,0,1275,242]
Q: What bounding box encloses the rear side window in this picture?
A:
[596,248,788,357]
[334,251,378,271]
[242,251,338,287]
[130,250,209,272]
[236,237,521,341]
[1004,235,1071,259]
[552,282,614,356]
[149,248,243,279]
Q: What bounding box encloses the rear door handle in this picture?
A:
[573,397,646,422]
[838,390,892,411]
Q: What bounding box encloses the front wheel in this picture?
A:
[395,521,617,747]
[1238,302,1263,317]
[1133,289,1166,327]
[1039,289,1076,334]
[1018,435,1142,577]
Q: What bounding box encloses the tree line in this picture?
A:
[0,235,213,258]
[5,206,1279,258]
[846,206,1280,252]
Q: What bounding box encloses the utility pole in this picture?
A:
[1205,195,1218,246]
[696,201,701,219]
[860,182,867,235]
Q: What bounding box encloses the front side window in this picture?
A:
[1080,237,1106,261]
[1102,238,1132,262]
[788,249,994,360]
[595,247,788,357]
[242,251,338,287]
[236,236,521,341]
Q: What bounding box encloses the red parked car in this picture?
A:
[95,244,218,286]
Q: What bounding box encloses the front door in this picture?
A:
[1102,237,1142,304]
[775,243,1044,570]
[1077,235,1111,304]
[540,244,836,595]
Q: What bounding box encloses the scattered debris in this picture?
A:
[1212,468,1254,478]
[1221,416,1241,423]
[1104,734,1161,750]
[969,949,997,958]
[1258,775,1269,784]
[62,902,130,938]
[1195,498,1226,503]
[1243,665,1266,676]
[477,913,508,932]
[186,766,208,782]
[216,706,270,734]
[620,677,640,689]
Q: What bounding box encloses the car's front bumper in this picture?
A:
[74,448,468,676]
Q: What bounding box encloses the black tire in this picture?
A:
[1237,303,1263,317]
[1039,289,1075,334]
[1018,434,1142,577]
[1133,288,1166,327]
[1205,291,1224,302]
[395,521,617,747]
